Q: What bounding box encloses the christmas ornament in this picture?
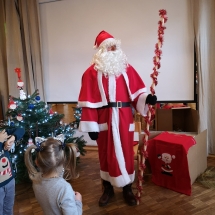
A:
[8,98,17,110]
[35,96,40,101]
[27,138,34,147]
[10,121,15,127]
[14,68,27,100]
[15,68,21,79]
[28,104,34,109]
[17,80,24,88]
[16,114,23,121]
[19,89,27,100]
[136,9,168,205]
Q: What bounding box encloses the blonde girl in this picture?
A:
[24,135,82,215]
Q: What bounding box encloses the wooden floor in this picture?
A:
[13,104,215,214]
[14,152,215,215]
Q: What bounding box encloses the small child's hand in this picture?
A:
[0,130,8,143]
[74,191,82,202]
[4,135,15,151]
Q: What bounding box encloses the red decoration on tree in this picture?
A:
[8,97,17,110]
[27,138,34,147]
[15,68,24,89]
[17,113,23,121]
[14,68,27,100]
[136,9,168,205]
[15,68,21,79]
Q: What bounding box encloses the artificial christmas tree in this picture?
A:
[70,106,82,129]
[0,68,86,183]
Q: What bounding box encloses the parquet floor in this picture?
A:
[14,152,215,215]
[13,104,215,215]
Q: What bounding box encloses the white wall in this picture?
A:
[39,0,194,103]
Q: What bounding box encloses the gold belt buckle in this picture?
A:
[117,101,122,108]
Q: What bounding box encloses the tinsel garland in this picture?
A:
[136,9,168,205]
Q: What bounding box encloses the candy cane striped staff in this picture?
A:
[136,9,168,205]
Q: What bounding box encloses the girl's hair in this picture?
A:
[24,138,78,181]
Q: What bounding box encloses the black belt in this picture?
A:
[98,102,131,109]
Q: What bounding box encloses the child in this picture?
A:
[0,128,25,215]
[24,135,82,215]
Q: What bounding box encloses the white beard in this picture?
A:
[91,48,128,77]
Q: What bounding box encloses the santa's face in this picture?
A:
[107,45,116,52]
[161,153,172,164]
[92,45,128,77]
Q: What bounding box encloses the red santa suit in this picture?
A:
[78,63,149,187]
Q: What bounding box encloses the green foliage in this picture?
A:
[70,106,82,129]
[1,90,86,183]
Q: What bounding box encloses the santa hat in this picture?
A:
[17,79,24,88]
[94,30,116,49]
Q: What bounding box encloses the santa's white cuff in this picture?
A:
[136,93,149,116]
[78,121,99,132]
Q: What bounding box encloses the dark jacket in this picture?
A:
[0,128,25,187]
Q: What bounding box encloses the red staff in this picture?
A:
[136,9,168,205]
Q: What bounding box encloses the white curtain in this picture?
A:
[191,0,215,154]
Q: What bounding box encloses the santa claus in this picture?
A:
[78,30,157,206]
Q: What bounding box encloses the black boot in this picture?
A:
[99,180,114,207]
[123,184,137,206]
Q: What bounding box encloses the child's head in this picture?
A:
[24,136,78,181]
[35,138,64,176]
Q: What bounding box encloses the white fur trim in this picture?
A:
[136,93,149,116]
[122,71,147,100]
[100,170,135,187]
[112,107,130,183]
[122,71,132,100]
[78,71,108,108]
[129,123,135,131]
[131,88,147,100]
[98,123,108,131]
[99,38,118,48]
[78,121,99,132]
[97,71,108,105]
[109,75,116,102]
[108,75,131,184]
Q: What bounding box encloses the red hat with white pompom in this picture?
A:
[94,30,116,49]
[17,79,24,88]
[17,113,23,121]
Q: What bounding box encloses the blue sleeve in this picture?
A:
[6,128,25,141]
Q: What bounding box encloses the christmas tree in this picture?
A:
[70,106,82,129]
[0,68,86,183]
